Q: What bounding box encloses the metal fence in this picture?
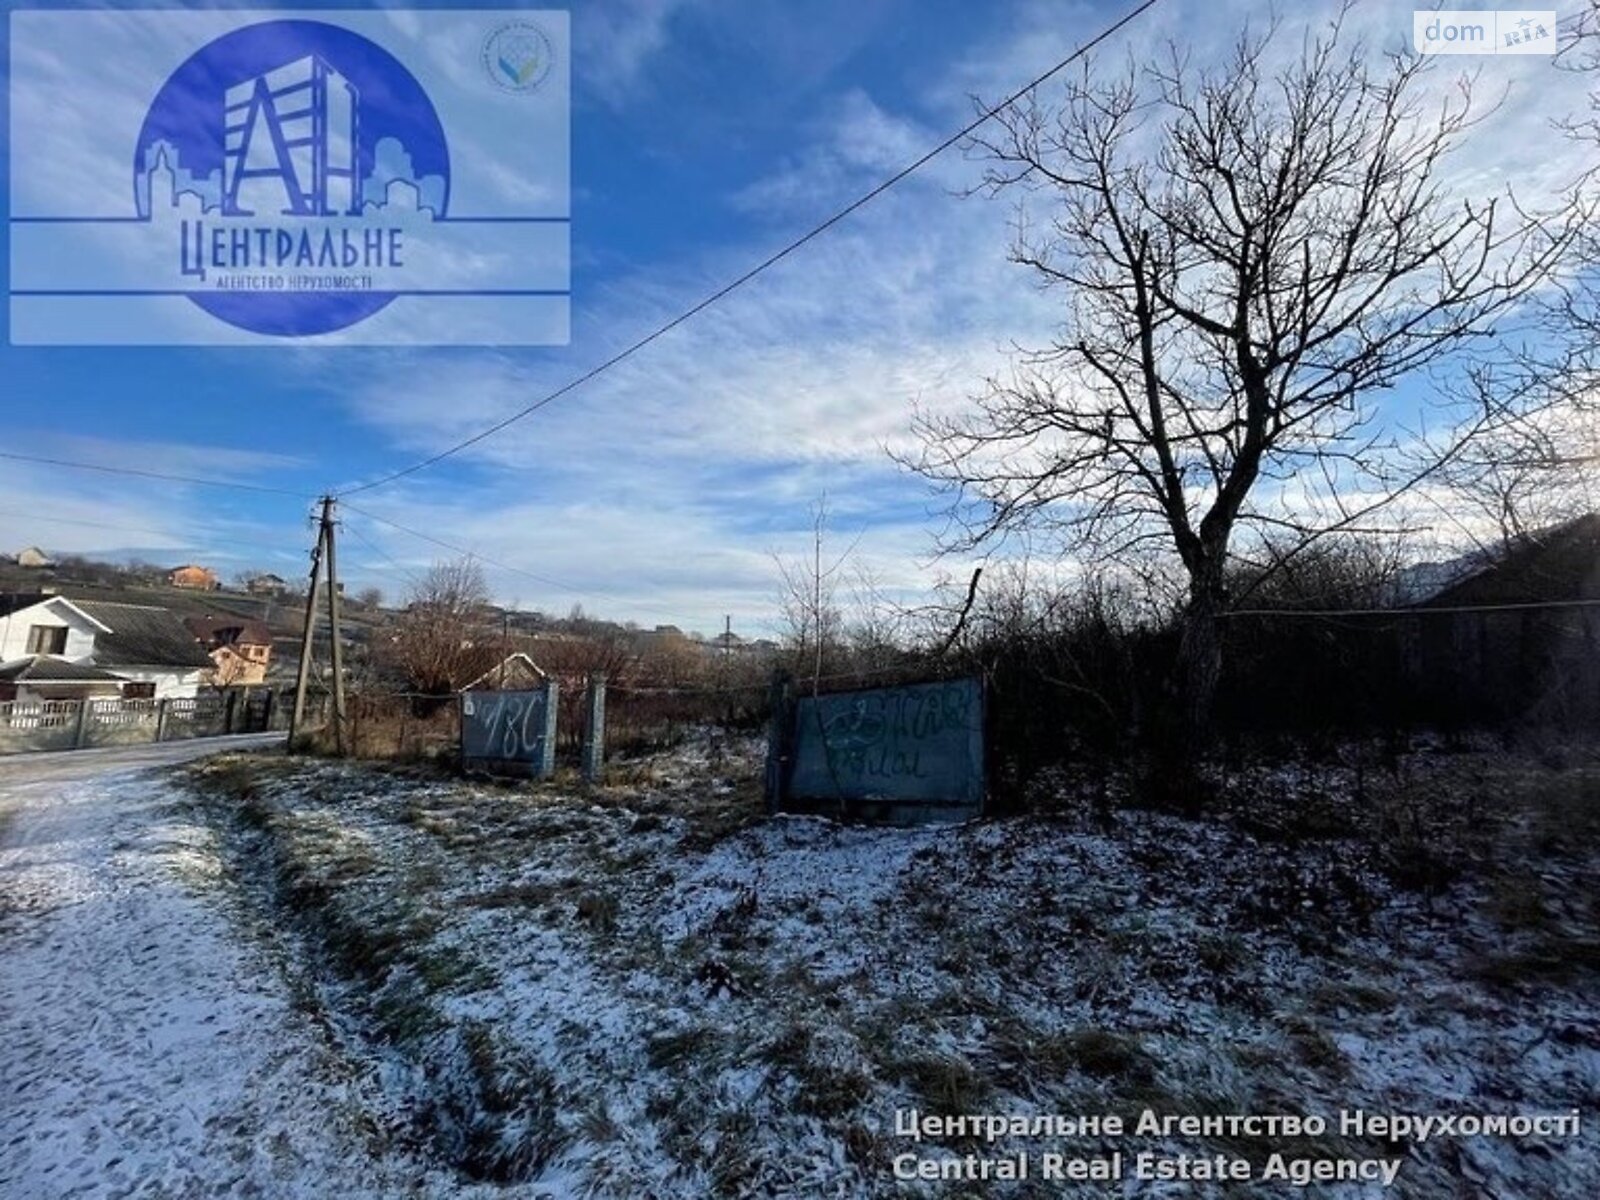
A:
[0,687,288,756]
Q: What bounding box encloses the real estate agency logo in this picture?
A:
[482,21,556,94]
[133,19,451,336]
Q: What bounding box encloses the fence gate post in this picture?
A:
[581,674,606,783]
[155,698,169,743]
[764,670,794,814]
[73,698,91,749]
[539,679,559,779]
[260,688,275,733]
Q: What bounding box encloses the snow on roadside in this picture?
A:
[0,763,464,1200]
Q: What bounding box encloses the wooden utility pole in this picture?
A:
[322,496,347,755]
[288,510,327,746]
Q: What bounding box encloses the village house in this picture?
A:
[0,593,107,662]
[184,614,275,686]
[14,546,56,570]
[0,594,212,701]
[168,564,219,590]
[246,573,288,596]
[72,601,215,698]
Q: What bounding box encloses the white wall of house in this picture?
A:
[0,599,104,662]
[111,667,204,700]
[13,681,124,703]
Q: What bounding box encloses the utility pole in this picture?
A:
[723,614,733,727]
[322,496,347,755]
[289,508,327,746]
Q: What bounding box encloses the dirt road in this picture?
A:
[0,735,457,1199]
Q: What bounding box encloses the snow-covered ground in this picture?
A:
[2,734,1597,1198]
[0,737,464,1199]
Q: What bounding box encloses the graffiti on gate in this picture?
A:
[778,676,985,821]
[815,680,978,784]
[460,684,557,777]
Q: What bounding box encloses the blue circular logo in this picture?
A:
[134,20,450,336]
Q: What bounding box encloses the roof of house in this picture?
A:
[183,614,275,647]
[0,655,128,684]
[0,592,115,630]
[74,601,214,669]
[461,651,548,691]
[1418,514,1600,609]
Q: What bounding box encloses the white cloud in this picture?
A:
[573,0,699,110]
[17,0,1592,629]
[317,0,1595,625]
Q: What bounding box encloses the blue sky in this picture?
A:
[1,0,1591,634]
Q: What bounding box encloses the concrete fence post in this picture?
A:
[539,679,559,779]
[764,671,795,814]
[73,698,92,749]
[155,698,169,743]
[581,673,606,783]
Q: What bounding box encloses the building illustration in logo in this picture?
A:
[13,9,571,346]
[223,56,360,217]
[129,19,454,335]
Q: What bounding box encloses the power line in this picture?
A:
[340,501,738,624]
[0,508,198,543]
[0,507,319,561]
[335,0,1165,498]
[341,516,424,587]
[0,451,311,498]
[340,502,585,593]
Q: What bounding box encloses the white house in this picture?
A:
[74,601,213,699]
[14,546,57,569]
[0,594,110,662]
[0,594,212,700]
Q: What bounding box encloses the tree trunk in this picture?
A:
[1174,563,1225,753]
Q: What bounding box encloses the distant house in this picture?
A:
[184,614,274,686]
[168,564,219,591]
[246,573,288,596]
[461,652,548,692]
[15,546,56,570]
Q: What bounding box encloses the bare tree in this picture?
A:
[775,497,851,692]
[1436,15,1600,545]
[388,556,492,693]
[904,13,1580,742]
